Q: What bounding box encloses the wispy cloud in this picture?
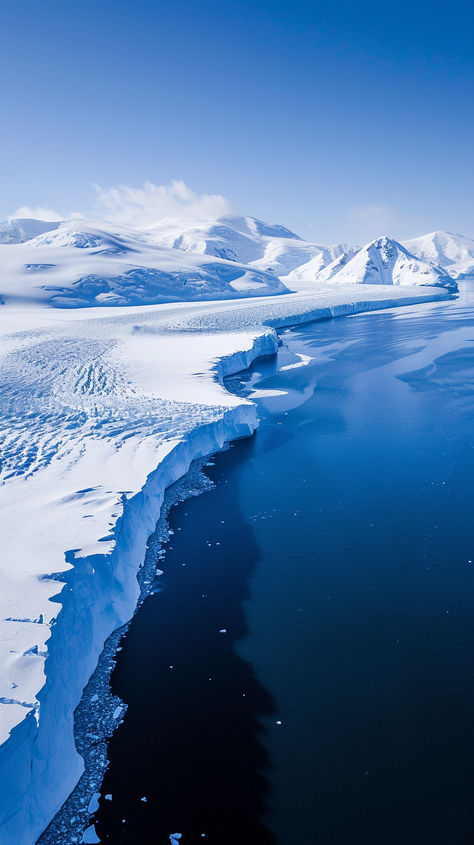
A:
[8,181,234,227]
[10,205,64,222]
[91,180,233,227]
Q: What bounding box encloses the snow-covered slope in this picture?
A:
[0,218,61,244]
[403,231,474,280]
[141,214,350,279]
[0,219,288,306]
[285,245,359,286]
[326,237,456,288]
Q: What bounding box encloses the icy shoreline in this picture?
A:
[38,456,217,844]
[0,285,451,844]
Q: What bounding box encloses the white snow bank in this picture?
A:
[0,283,451,843]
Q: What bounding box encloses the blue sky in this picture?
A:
[1,0,473,243]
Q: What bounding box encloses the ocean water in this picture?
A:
[94,290,474,844]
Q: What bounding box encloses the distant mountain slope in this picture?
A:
[403,231,474,279]
[0,216,462,303]
[327,237,456,288]
[141,214,348,278]
[0,219,288,307]
[0,217,61,244]
[285,244,358,286]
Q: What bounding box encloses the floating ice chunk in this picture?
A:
[105,794,112,801]
[280,353,314,371]
[219,629,227,634]
[249,388,288,398]
[82,824,100,843]
[141,796,147,802]
[87,793,100,814]
[170,835,182,843]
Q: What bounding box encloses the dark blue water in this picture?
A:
[95,291,474,845]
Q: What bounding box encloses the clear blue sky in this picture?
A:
[1,0,473,243]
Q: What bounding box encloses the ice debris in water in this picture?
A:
[87,793,100,814]
[82,824,100,844]
[170,835,182,843]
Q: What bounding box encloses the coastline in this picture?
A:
[0,286,452,845]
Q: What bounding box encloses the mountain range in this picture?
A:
[0,213,472,307]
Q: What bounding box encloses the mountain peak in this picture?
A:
[329,234,455,289]
[0,217,61,244]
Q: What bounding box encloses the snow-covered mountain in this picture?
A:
[403,231,474,280]
[141,214,350,279]
[0,215,462,307]
[325,237,456,288]
[0,219,288,307]
[285,245,359,286]
[0,217,61,244]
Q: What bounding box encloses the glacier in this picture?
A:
[0,283,451,844]
[0,208,462,843]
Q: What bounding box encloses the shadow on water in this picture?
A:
[94,436,277,845]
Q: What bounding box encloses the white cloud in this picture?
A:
[7,181,233,228]
[10,205,64,222]
[91,180,233,227]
